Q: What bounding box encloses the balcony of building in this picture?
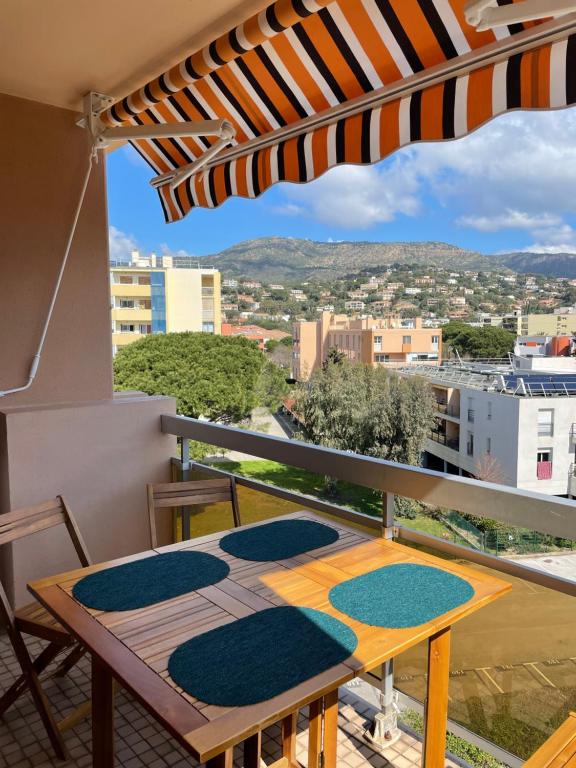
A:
[431,387,460,421]
[2,416,576,768]
[3,3,576,767]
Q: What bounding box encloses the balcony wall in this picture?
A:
[0,93,113,407]
[0,393,176,606]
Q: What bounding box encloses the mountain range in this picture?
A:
[202,237,576,282]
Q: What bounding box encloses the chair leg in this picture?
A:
[13,642,69,760]
[27,662,69,760]
[0,641,62,718]
[52,643,85,678]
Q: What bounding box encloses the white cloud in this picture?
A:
[276,109,576,243]
[109,226,139,261]
[456,210,562,232]
[519,223,576,254]
[270,202,305,217]
[279,162,420,228]
[159,243,198,259]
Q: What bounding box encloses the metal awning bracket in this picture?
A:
[77,91,236,156]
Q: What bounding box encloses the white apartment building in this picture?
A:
[399,362,576,497]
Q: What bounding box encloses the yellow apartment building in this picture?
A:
[293,312,441,380]
[110,252,221,354]
[520,311,576,337]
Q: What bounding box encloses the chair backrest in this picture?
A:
[147,478,241,548]
[0,496,91,626]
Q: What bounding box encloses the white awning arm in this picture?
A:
[149,134,235,191]
[465,0,576,30]
[78,91,236,151]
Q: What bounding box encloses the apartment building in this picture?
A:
[292,312,441,380]
[520,308,576,336]
[400,358,576,497]
[110,252,221,354]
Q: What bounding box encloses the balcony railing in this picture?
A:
[160,414,576,765]
[429,430,460,451]
[161,414,576,578]
[435,402,460,418]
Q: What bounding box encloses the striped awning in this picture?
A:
[101,1,576,222]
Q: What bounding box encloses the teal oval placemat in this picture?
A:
[72,551,230,611]
[168,606,357,706]
[329,563,474,628]
[219,519,339,561]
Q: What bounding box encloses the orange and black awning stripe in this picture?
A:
[100,0,576,222]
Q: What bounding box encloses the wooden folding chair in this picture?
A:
[147,478,241,548]
[0,496,92,760]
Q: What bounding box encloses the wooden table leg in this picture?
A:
[323,690,339,768]
[244,731,262,768]
[282,712,298,766]
[308,698,323,768]
[92,656,115,768]
[206,749,233,768]
[423,627,451,768]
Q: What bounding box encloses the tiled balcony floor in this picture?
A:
[0,634,456,768]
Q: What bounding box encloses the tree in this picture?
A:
[322,347,346,369]
[442,323,515,359]
[474,453,508,485]
[114,332,287,422]
[294,360,436,466]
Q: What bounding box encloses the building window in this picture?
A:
[120,324,136,333]
[139,324,152,334]
[138,276,151,285]
[119,275,133,284]
[374,336,382,345]
[375,354,390,363]
[202,322,215,333]
[119,299,135,308]
[431,335,439,345]
[537,409,554,437]
[467,432,474,456]
[537,449,553,480]
[402,335,411,344]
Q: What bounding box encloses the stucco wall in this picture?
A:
[0,94,113,406]
[517,398,576,495]
[0,394,177,606]
[0,95,178,607]
[165,269,203,332]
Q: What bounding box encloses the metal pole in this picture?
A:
[383,492,395,540]
[181,438,191,540]
[369,494,401,746]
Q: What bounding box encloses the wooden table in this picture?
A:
[28,512,511,768]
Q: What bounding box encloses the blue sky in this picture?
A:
[107,109,576,260]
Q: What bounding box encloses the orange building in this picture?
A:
[222,323,290,350]
[292,312,441,380]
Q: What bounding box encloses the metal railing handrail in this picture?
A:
[174,457,576,598]
[161,414,576,541]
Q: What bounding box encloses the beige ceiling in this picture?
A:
[0,0,272,112]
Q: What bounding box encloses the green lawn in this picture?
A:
[213,459,451,536]
[398,514,452,538]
